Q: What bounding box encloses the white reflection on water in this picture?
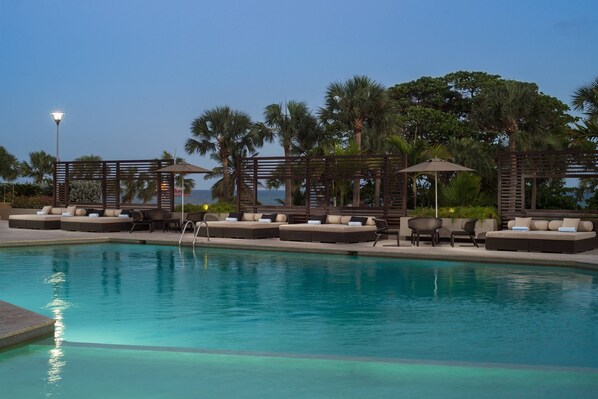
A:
[44,271,71,393]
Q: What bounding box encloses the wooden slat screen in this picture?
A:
[237,154,408,227]
[498,150,598,227]
[53,159,175,210]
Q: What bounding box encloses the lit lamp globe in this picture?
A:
[50,111,65,161]
[201,203,209,211]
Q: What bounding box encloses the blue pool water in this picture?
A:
[1,243,597,398]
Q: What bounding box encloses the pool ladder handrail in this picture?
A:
[178,213,210,246]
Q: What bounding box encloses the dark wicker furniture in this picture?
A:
[450,219,478,247]
[373,219,400,247]
[408,217,442,246]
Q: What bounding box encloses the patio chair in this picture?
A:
[129,210,153,233]
[372,219,400,247]
[450,218,479,247]
[408,217,442,247]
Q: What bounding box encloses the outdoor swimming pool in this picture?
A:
[0,243,597,398]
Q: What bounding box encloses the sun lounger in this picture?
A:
[9,205,80,230]
[193,212,288,239]
[279,215,377,243]
[61,209,133,232]
[485,218,597,254]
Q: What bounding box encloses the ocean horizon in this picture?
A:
[174,189,285,206]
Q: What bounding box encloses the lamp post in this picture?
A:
[51,112,64,162]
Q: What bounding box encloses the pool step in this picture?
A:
[0,301,55,350]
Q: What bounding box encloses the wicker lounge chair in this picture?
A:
[450,219,478,247]
[61,209,132,232]
[9,205,79,230]
[485,218,597,254]
[279,215,377,243]
[372,219,400,247]
[408,217,442,246]
[193,212,287,239]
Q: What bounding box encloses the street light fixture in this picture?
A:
[51,112,64,161]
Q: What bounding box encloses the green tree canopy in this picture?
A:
[185,106,258,202]
[0,146,20,181]
[21,150,55,185]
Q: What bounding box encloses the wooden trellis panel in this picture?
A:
[53,159,175,210]
[498,150,598,227]
[237,154,408,227]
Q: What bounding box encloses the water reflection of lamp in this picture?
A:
[44,271,70,386]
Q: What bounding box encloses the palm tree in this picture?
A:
[572,76,598,122]
[319,75,393,205]
[21,150,56,185]
[473,80,562,211]
[261,100,320,205]
[388,136,451,209]
[185,106,255,202]
[472,80,545,153]
[160,151,196,194]
[0,146,20,182]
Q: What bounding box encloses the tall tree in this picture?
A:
[160,151,196,194]
[21,150,56,185]
[185,106,256,202]
[320,75,393,205]
[0,146,20,182]
[260,100,320,205]
[572,76,598,122]
[387,136,451,209]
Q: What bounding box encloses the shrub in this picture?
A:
[69,180,102,203]
[11,195,53,209]
[175,201,234,213]
[411,206,498,221]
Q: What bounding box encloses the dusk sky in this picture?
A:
[2,0,597,188]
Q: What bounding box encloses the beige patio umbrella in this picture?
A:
[399,158,474,218]
[156,162,211,223]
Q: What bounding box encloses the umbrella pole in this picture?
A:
[435,171,438,218]
[181,177,185,225]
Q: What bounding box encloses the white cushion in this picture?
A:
[89,213,99,218]
[36,211,44,215]
[562,218,580,230]
[558,226,577,232]
[347,221,363,227]
[258,218,272,223]
[307,220,321,225]
[326,215,343,224]
[514,217,532,229]
[225,217,238,222]
[242,213,256,222]
[40,205,52,215]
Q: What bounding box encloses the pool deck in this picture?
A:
[1,219,597,350]
[0,301,55,350]
[0,220,597,269]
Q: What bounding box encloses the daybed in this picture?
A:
[279,215,377,243]
[8,205,80,230]
[61,209,133,232]
[194,212,287,239]
[485,217,597,254]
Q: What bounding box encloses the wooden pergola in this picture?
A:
[53,159,175,210]
[498,149,598,227]
[236,154,408,226]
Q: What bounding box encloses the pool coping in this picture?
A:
[0,301,55,351]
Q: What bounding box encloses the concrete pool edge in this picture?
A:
[0,301,55,351]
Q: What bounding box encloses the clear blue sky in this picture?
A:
[1,0,597,188]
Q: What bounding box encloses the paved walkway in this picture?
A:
[1,220,597,270]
